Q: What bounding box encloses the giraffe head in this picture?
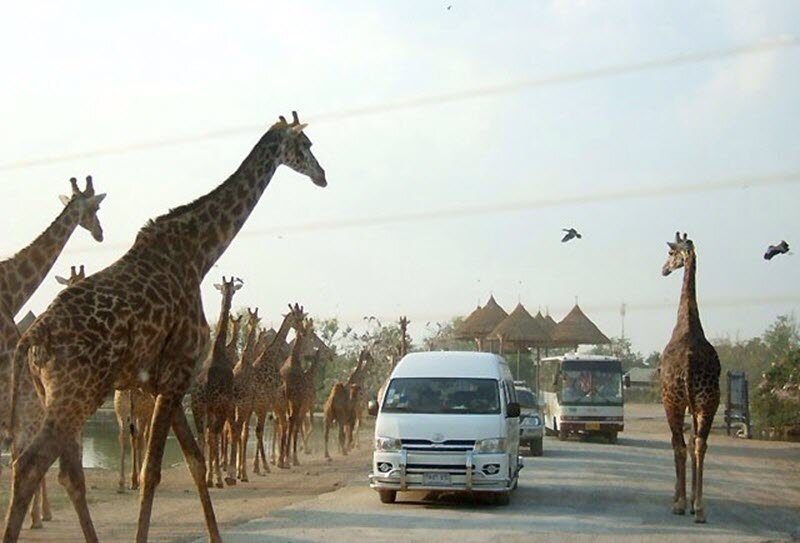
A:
[54,264,86,287]
[285,303,307,331]
[213,276,243,303]
[245,307,261,332]
[349,382,362,401]
[275,111,327,187]
[58,176,106,242]
[662,232,695,276]
[358,348,374,366]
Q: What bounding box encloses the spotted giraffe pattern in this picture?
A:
[227,307,260,482]
[3,112,327,543]
[278,317,313,468]
[113,388,155,492]
[661,232,721,524]
[190,276,242,488]
[0,177,105,533]
[299,347,325,454]
[249,303,305,475]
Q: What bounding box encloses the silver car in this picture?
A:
[515,385,544,456]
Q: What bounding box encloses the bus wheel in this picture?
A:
[379,490,397,504]
[558,428,568,441]
[607,431,618,444]
[530,438,543,456]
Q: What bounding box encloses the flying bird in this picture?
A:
[561,228,582,243]
[764,240,790,260]
[447,5,452,10]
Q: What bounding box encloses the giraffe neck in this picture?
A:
[0,202,82,317]
[131,125,286,281]
[675,251,704,338]
[210,294,234,368]
[226,320,242,361]
[258,317,293,368]
[240,322,259,368]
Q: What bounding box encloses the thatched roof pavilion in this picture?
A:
[533,311,555,342]
[551,304,610,347]
[490,304,550,350]
[455,295,508,351]
[16,311,36,334]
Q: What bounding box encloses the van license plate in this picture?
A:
[423,472,451,486]
[586,422,600,430]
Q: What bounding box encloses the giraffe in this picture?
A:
[346,349,373,449]
[190,276,243,488]
[398,316,410,360]
[299,347,325,454]
[660,232,721,523]
[4,111,327,543]
[227,307,260,482]
[250,303,305,475]
[0,177,105,531]
[113,389,155,492]
[225,314,244,369]
[278,317,313,468]
[322,382,349,461]
[54,264,86,287]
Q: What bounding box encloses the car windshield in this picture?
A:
[561,370,623,405]
[515,388,537,408]
[382,378,500,414]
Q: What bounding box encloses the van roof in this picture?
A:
[541,352,620,363]
[390,351,509,379]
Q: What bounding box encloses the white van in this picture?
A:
[368,351,523,505]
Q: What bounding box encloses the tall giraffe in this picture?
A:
[661,232,721,523]
[249,303,305,475]
[0,178,105,531]
[225,314,244,368]
[398,316,410,359]
[228,307,260,482]
[347,349,373,449]
[299,347,326,454]
[4,112,326,543]
[278,317,313,468]
[191,276,243,488]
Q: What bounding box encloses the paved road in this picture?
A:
[214,406,800,543]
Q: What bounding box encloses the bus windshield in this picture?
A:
[382,378,500,414]
[560,368,623,405]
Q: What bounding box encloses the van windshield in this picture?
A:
[382,378,500,414]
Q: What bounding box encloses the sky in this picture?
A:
[1,1,799,355]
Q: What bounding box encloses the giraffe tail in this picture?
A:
[6,333,34,450]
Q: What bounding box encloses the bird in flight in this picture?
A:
[447,5,452,10]
[764,240,790,260]
[561,228,582,243]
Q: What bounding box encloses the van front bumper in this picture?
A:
[369,449,522,493]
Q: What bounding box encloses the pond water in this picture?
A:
[82,410,338,469]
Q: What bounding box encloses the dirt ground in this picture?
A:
[0,427,373,543]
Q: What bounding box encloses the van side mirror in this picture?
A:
[367,399,379,417]
[623,374,631,389]
[506,402,520,418]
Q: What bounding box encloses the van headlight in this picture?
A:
[521,415,541,427]
[473,438,507,454]
[375,437,402,452]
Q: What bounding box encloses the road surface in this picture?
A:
[214,404,800,543]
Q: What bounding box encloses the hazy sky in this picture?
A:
[1,1,798,355]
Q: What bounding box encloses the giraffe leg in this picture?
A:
[323,415,332,461]
[171,405,222,543]
[118,424,127,493]
[130,421,140,490]
[665,407,687,515]
[30,481,43,529]
[239,410,251,482]
[689,416,698,515]
[303,412,313,454]
[3,425,63,543]
[227,418,241,480]
[58,436,99,543]
[211,428,224,489]
[204,429,215,488]
[136,394,176,543]
[254,412,270,474]
[41,477,53,521]
[291,412,302,466]
[693,413,713,523]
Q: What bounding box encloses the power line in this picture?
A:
[1,36,798,173]
[56,169,800,255]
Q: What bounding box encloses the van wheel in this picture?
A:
[378,490,397,504]
[494,491,511,506]
[607,431,618,444]
[530,438,543,456]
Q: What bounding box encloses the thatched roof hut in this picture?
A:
[533,311,555,342]
[16,311,36,334]
[490,304,550,350]
[455,296,508,350]
[551,304,610,347]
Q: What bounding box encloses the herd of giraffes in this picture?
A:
[0,109,720,543]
